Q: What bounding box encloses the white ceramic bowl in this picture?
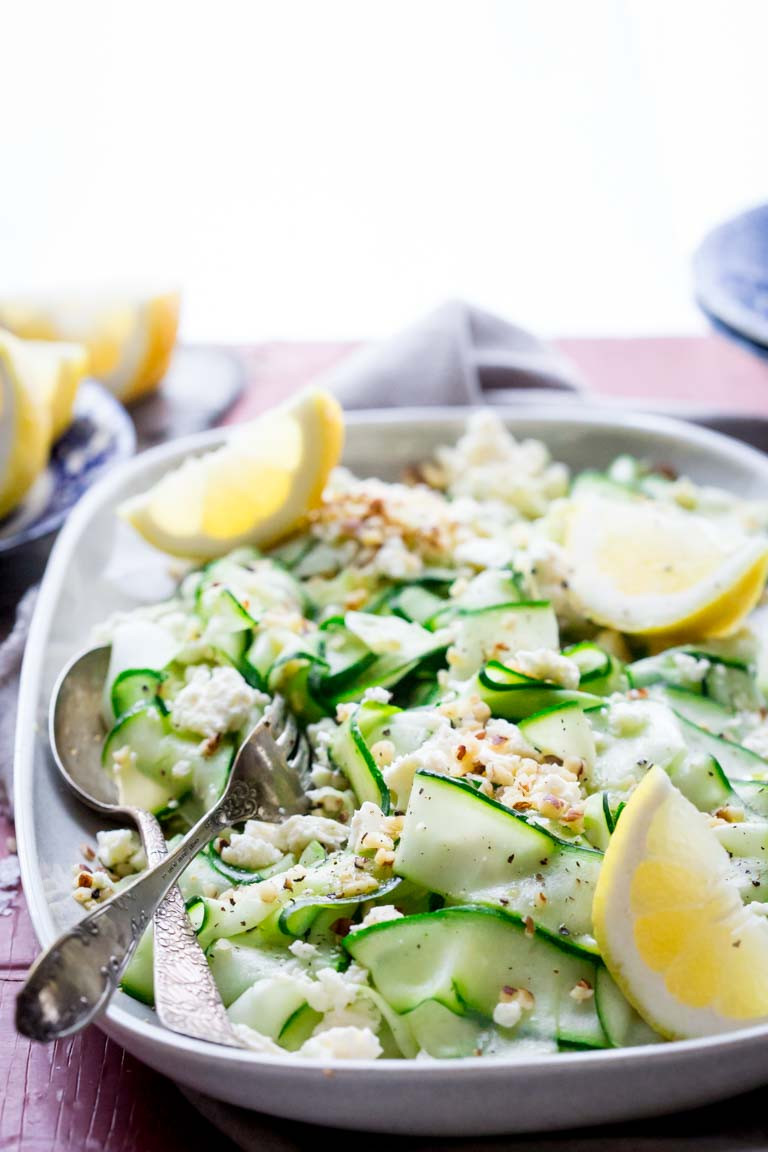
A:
[15,405,768,1136]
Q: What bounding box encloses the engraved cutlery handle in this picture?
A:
[16,802,236,1042]
[134,809,241,1047]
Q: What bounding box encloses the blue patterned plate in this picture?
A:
[694,203,768,351]
[0,379,135,558]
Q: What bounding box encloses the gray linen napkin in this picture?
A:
[325,299,585,408]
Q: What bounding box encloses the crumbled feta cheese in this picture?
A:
[303,966,368,1013]
[396,715,515,780]
[312,996,381,1035]
[484,717,540,757]
[289,940,319,961]
[219,813,348,872]
[110,744,137,780]
[341,963,370,986]
[453,535,516,570]
[306,786,355,817]
[277,814,348,855]
[348,802,391,854]
[231,1023,286,1055]
[512,648,580,690]
[240,819,283,847]
[433,412,569,517]
[361,686,392,705]
[373,537,423,580]
[672,652,710,680]
[382,717,482,808]
[299,1026,382,1061]
[706,663,757,713]
[221,832,283,870]
[307,718,338,773]
[95,829,146,874]
[493,1000,522,1029]
[170,665,263,738]
[607,701,649,738]
[492,986,535,1030]
[439,694,492,729]
[520,539,582,627]
[663,654,713,686]
[358,904,403,930]
[308,764,339,788]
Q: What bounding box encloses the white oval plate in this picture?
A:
[15,405,768,1136]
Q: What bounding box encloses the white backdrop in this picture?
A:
[2,0,767,341]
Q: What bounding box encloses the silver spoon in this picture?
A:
[17,675,311,1043]
[23,645,237,1045]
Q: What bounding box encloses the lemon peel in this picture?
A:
[120,387,344,559]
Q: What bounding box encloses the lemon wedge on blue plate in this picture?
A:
[0,290,180,403]
[0,330,89,518]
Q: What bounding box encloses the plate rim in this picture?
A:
[15,401,768,1077]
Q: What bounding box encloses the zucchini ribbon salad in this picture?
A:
[74,390,768,1060]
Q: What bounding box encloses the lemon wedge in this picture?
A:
[119,387,344,559]
[594,764,768,1039]
[564,493,768,644]
[0,290,180,403]
[22,338,89,442]
[0,331,54,518]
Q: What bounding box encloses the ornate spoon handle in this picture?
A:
[133,809,240,1046]
[16,803,235,1042]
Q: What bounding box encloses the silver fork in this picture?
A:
[16,695,311,1043]
[46,645,240,1048]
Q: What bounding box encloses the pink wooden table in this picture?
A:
[3,334,768,1152]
